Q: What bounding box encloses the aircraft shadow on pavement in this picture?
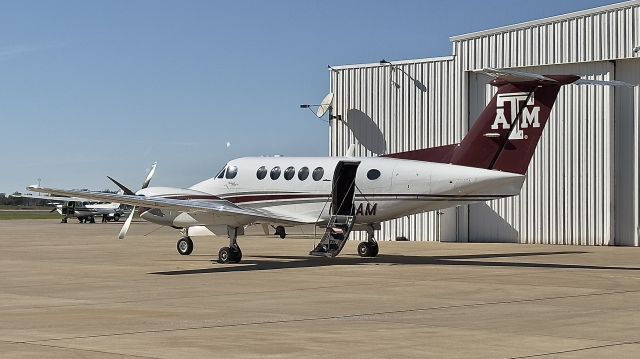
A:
[149,250,640,275]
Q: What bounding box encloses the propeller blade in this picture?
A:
[141,162,157,189]
[107,176,136,195]
[118,207,135,240]
[49,208,57,213]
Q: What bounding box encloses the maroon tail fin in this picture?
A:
[449,74,580,174]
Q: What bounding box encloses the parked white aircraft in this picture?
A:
[11,193,129,223]
[28,69,632,264]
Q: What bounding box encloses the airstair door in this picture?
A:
[310,160,360,257]
[331,161,360,215]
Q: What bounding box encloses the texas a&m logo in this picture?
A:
[491,92,540,140]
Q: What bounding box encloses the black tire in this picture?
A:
[218,247,231,264]
[113,213,120,222]
[230,245,242,263]
[358,242,373,257]
[177,237,194,255]
[370,242,379,257]
[275,225,286,239]
[89,216,95,223]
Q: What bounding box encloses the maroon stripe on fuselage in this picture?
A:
[225,194,329,204]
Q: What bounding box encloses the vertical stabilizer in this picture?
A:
[450,74,580,174]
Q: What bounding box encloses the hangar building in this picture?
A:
[329,1,640,245]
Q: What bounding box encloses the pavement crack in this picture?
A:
[22,288,640,344]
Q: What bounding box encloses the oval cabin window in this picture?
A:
[367,169,381,180]
[312,167,324,181]
[270,166,281,180]
[284,166,295,180]
[298,167,309,180]
[256,166,267,180]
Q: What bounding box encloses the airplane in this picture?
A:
[17,163,156,223]
[27,68,633,264]
[12,193,130,223]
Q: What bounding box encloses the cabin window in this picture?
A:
[270,166,281,180]
[298,166,309,180]
[256,166,267,180]
[312,167,324,181]
[284,166,295,180]
[225,166,238,179]
[367,169,381,180]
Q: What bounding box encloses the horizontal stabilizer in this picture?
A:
[476,68,558,84]
[574,79,634,87]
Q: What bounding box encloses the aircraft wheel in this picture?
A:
[89,216,95,223]
[358,242,378,257]
[275,225,286,239]
[370,242,379,257]
[218,247,231,263]
[177,237,194,255]
[230,245,242,263]
[113,214,120,222]
[218,246,242,263]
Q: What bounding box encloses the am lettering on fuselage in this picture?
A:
[354,202,377,216]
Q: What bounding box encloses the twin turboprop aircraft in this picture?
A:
[29,69,632,264]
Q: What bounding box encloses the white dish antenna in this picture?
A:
[315,93,334,118]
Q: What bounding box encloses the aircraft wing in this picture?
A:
[10,193,86,202]
[27,186,313,225]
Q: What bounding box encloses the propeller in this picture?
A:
[49,207,57,213]
[107,162,157,240]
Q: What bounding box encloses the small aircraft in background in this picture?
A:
[28,69,632,264]
[19,163,156,223]
[12,193,130,223]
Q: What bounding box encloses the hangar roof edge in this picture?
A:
[450,0,639,41]
[329,56,454,70]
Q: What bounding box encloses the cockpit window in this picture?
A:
[225,165,238,179]
[216,167,225,179]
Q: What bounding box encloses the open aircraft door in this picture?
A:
[310,160,360,257]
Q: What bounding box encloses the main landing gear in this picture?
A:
[175,227,243,263]
[358,225,379,258]
[274,225,286,239]
[218,226,242,264]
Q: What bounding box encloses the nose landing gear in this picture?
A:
[177,237,194,255]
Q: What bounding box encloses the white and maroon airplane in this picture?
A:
[28,69,630,264]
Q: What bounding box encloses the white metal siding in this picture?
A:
[330,59,461,241]
[452,1,640,71]
[615,58,640,245]
[468,62,615,245]
[330,1,639,245]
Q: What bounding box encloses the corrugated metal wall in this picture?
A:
[330,1,640,244]
[330,58,461,241]
[467,62,615,245]
[615,59,640,246]
[451,1,639,70]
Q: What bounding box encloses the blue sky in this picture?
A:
[0,0,621,194]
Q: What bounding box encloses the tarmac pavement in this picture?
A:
[2,219,640,358]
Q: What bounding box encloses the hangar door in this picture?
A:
[465,62,615,245]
